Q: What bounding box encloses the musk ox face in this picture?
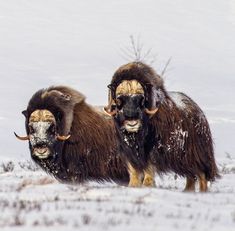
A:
[115,94,146,133]
[15,108,70,160]
[28,109,57,159]
[114,80,145,133]
[105,79,160,133]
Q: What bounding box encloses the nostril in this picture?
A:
[124,114,139,120]
[36,142,47,148]
[124,115,132,120]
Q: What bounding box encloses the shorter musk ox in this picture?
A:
[15,86,129,184]
[104,62,219,192]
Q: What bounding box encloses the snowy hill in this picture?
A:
[0,0,234,230]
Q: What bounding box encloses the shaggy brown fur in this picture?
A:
[107,62,220,191]
[21,86,129,184]
[150,92,218,180]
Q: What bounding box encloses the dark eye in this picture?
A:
[139,95,145,107]
[115,95,125,109]
[116,98,122,107]
[28,125,35,134]
[48,123,56,134]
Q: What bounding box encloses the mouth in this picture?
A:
[32,146,51,159]
[123,120,141,133]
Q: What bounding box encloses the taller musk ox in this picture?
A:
[104,62,219,191]
[15,86,129,184]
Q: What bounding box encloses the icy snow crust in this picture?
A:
[0,0,235,230]
[0,158,234,230]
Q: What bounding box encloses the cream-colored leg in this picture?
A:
[127,163,142,187]
[199,173,208,192]
[142,164,156,187]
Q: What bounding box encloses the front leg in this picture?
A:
[199,173,208,192]
[143,164,156,187]
[127,163,142,187]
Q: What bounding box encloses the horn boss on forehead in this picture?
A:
[29,109,70,141]
[103,80,145,117]
[115,80,159,116]
[14,110,56,141]
[29,109,56,123]
[115,80,144,96]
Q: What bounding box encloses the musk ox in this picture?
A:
[15,86,129,184]
[104,62,219,192]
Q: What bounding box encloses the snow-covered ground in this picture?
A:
[0,158,235,231]
[0,0,234,230]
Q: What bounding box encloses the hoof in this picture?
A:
[183,188,195,193]
[128,180,142,187]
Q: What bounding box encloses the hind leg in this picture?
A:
[199,173,208,192]
[142,164,156,187]
[127,163,142,187]
[183,177,196,192]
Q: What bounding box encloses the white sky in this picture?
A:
[0,0,234,159]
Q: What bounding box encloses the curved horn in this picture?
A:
[103,106,117,117]
[145,107,159,116]
[103,89,117,117]
[14,132,29,141]
[56,134,71,141]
